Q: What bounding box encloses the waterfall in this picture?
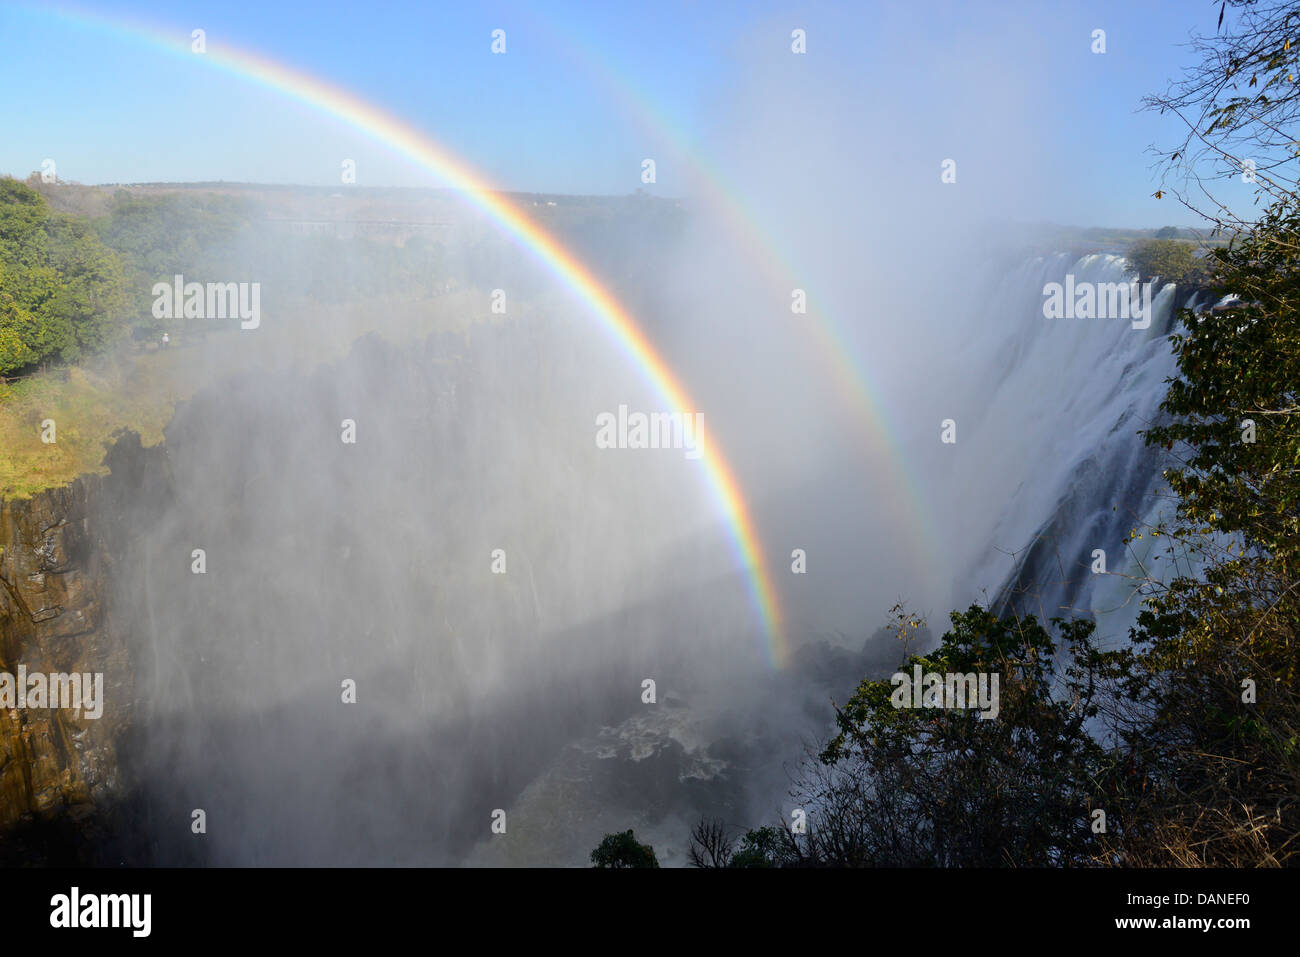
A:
[937,252,1186,645]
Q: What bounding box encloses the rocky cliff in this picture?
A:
[0,432,166,864]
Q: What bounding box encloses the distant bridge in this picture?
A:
[263,218,454,239]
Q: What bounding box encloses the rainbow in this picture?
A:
[519,14,940,574]
[26,4,790,665]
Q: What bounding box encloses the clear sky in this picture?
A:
[0,0,1256,228]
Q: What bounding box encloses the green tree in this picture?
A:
[0,294,39,372]
[0,178,129,375]
[727,828,790,868]
[91,190,252,338]
[745,607,1125,868]
[590,830,660,868]
[1116,192,1300,865]
[687,821,794,868]
[1126,238,1207,286]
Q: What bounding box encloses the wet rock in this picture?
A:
[0,441,155,858]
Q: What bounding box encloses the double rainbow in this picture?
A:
[519,14,939,575]
[31,4,791,665]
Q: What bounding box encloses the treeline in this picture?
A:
[1125,236,1211,288]
[1,175,687,379]
[0,178,455,377]
[0,178,255,376]
[0,178,129,374]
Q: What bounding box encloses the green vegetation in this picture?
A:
[1115,192,1300,866]
[677,608,1127,868]
[0,179,130,375]
[0,356,179,498]
[92,189,252,338]
[686,821,790,868]
[590,830,660,868]
[1126,237,1208,286]
[0,178,491,498]
[0,180,258,497]
[809,606,1114,867]
[0,179,266,378]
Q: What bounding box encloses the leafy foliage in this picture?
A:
[1145,199,1300,568]
[687,821,793,868]
[1117,192,1300,865]
[800,607,1120,866]
[1126,238,1208,286]
[0,179,129,375]
[590,830,660,868]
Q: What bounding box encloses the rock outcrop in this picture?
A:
[0,478,128,826]
[0,433,166,863]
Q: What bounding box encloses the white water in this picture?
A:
[931,252,1183,644]
[466,250,1197,865]
[106,244,1193,866]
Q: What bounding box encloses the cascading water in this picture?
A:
[96,242,1198,866]
[936,252,1186,646]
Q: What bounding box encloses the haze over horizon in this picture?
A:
[0,0,1260,228]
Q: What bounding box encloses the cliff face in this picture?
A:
[0,477,128,827]
[0,433,166,863]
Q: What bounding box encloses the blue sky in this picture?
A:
[0,0,1257,227]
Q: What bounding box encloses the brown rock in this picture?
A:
[0,477,132,835]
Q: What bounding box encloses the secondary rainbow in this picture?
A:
[520,14,941,574]
[31,4,790,665]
